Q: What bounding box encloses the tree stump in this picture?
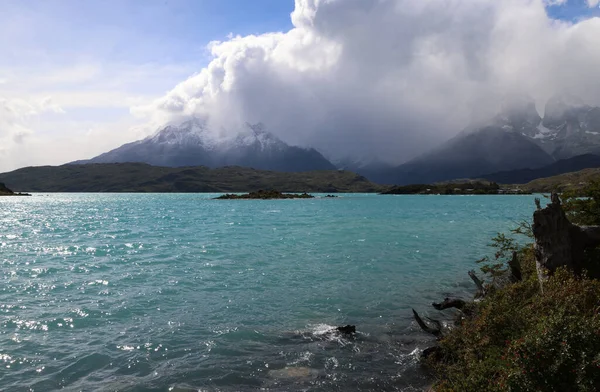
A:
[532,193,600,283]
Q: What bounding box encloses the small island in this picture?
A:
[0,182,31,196]
[215,190,314,200]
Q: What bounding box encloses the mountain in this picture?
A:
[383,94,600,185]
[487,93,600,159]
[534,95,600,159]
[75,119,336,172]
[481,154,600,184]
[389,122,555,185]
[0,163,384,193]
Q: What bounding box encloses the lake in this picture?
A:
[0,193,541,391]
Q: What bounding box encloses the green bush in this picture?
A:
[430,251,600,391]
[562,180,600,225]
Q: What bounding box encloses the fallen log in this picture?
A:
[432,298,466,311]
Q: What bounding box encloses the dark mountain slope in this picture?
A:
[0,163,383,193]
[390,126,555,185]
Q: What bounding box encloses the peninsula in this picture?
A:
[381,180,506,195]
[0,182,31,196]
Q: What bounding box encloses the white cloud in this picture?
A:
[134,0,600,164]
[0,118,145,170]
[2,0,600,171]
[0,61,199,171]
[587,0,600,8]
[544,0,568,5]
[0,97,63,159]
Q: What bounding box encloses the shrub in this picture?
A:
[562,180,600,226]
[430,250,600,391]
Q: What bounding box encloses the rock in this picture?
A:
[335,325,356,334]
[268,366,317,379]
[533,193,600,282]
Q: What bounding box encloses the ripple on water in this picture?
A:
[0,193,540,391]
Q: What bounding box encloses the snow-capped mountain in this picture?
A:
[536,95,600,159]
[76,118,336,172]
[384,94,600,185]
[491,94,600,159]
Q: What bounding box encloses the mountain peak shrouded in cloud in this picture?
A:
[543,93,588,123]
[2,0,600,172]
[131,0,600,167]
[76,118,336,172]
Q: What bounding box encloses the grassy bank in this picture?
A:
[426,186,600,391]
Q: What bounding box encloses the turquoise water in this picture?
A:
[0,194,540,391]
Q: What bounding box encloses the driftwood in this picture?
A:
[412,309,442,337]
[432,298,466,311]
[468,270,486,297]
[533,193,600,282]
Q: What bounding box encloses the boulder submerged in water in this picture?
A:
[268,366,318,380]
[215,190,314,200]
[336,325,356,335]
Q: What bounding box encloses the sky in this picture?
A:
[1,0,600,172]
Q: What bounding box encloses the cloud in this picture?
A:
[0,97,63,149]
[0,60,199,171]
[136,0,600,164]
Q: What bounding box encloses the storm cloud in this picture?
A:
[135,0,600,164]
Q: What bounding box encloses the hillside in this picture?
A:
[517,167,600,193]
[390,126,554,185]
[0,163,383,193]
[482,154,600,184]
[0,182,15,195]
[0,182,31,196]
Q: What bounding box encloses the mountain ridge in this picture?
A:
[0,163,383,193]
[74,119,337,173]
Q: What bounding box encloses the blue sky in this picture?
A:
[0,0,295,69]
[0,0,599,171]
[546,0,600,20]
[0,0,295,168]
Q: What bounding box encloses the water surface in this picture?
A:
[0,193,540,391]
